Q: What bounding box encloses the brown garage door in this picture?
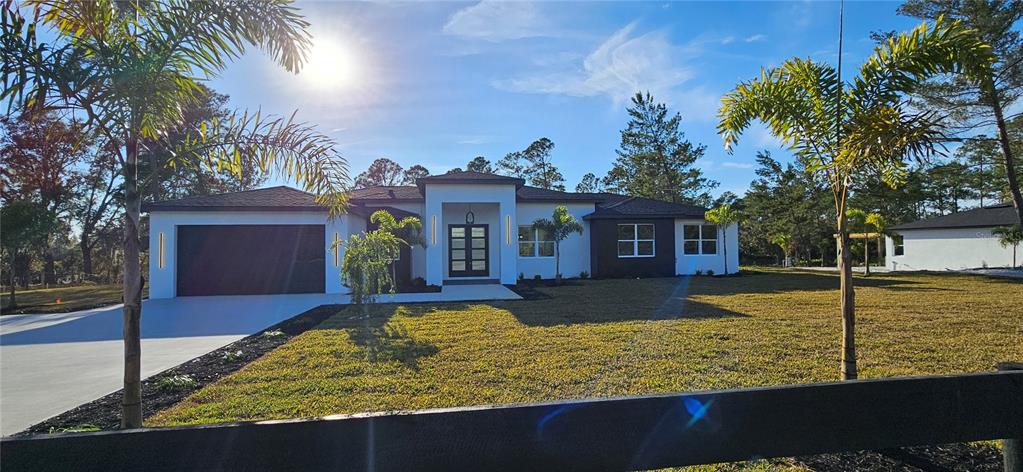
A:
[176,225,325,296]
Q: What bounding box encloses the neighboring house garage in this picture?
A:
[176,225,325,296]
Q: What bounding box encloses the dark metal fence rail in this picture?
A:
[2,371,1021,472]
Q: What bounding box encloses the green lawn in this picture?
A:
[152,268,1022,430]
[1,284,124,315]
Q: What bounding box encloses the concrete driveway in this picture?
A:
[0,293,338,436]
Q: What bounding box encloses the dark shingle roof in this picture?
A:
[348,186,423,202]
[516,186,607,202]
[349,205,420,221]
[890,203,1018,230]
[584,196,707,220]
[416,171,525,189]
[143,186,323,212]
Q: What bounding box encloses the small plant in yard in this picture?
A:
[222,350,244,364]
[261,329,285,338]
[531,206,584,285]
[155,375,198,392]
[992,225,1023,268]
[579,271,589,279]
[518,272,525,281]
[706,269,715,276]
[533,274,542,281]
[338,226,402,317]
[695,270,704,276]
[48,424,101,434]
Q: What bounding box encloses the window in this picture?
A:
[683,224,718,255]
[617,224,655,257]
[518,226,554,257]
[893,235,904,256]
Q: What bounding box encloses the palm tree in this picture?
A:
[769,233,794,267]
[2,1,349,427]
[865,212,888,269]
[992,225,1023,268]
[369,210,426,288]
[718,17,992,380]
[705,204,741,275]
[531,206,583,285]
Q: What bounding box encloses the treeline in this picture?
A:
[351,92,721,206]
[1,86,265,290]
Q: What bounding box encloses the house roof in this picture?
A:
[143,181,708,220]
[415,171,525,190]
[143,186,323,212]
[349,205,420,221]
[890,203,1019,230]
[584,196,707,220]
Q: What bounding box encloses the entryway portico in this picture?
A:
[419,173,523,286]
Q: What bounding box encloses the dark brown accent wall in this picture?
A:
[589,219,675,278]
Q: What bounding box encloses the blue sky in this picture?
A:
[209,1,925,197]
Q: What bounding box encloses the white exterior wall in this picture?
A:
[674,219,740,275]
[423,184,518,285]
[515,203,594,279]
[148,211,347,299]
[886,227,1017,271]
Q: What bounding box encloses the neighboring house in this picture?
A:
[885,203,1018,271]
[144,171,738,298]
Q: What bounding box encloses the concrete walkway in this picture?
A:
[0,285,519,436]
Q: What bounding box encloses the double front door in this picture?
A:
[449,224,488,277]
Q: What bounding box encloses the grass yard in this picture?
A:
[1,284,123,315]
[151,268,1022,429]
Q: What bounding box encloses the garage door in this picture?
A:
[176,225,325,296]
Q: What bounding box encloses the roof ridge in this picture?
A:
[602,196,637,209]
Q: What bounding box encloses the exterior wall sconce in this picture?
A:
[431,215,437,245]
[158,232,166,269]
[505,215,512,245]
[333,232,341,267]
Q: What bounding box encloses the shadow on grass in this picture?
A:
[315,306,438,369]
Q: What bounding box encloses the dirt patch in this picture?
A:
[16,304,346,436]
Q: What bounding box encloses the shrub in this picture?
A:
[518,272,525,281]
[695,270,703,276]
[222,350,244,363]
[155,374,198,392]
[707,269,715,276]
[412,277,427,288]
[579,271,589,279]
[533,274,542,281]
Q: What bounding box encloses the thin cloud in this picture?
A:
[745,34,767,43]
[492,22,697,108]
[721,162,756,169]
[443,1,555,42]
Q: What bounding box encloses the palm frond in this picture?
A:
[172,109,350,216]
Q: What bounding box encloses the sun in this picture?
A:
[300,38,361,90]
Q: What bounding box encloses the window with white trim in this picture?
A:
[683,224,718,255]
[617,224,655,257]
[518,226,554,257]
[893,234,904,256]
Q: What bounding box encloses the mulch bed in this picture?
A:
[797,443,1004,471]
[16,303,347,436]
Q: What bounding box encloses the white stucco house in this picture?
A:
[143,171,738,298]
[885,202,1019,271]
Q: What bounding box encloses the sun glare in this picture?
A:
[301,38,360,90]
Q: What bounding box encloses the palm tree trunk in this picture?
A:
[722,229,729,275]
[837,207,857,380]
[864,238,870,276]
[121,135,143,429]
[554,243,561,285]
[989,83,1023,225]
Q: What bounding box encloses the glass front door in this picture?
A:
[448,224,488,277]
